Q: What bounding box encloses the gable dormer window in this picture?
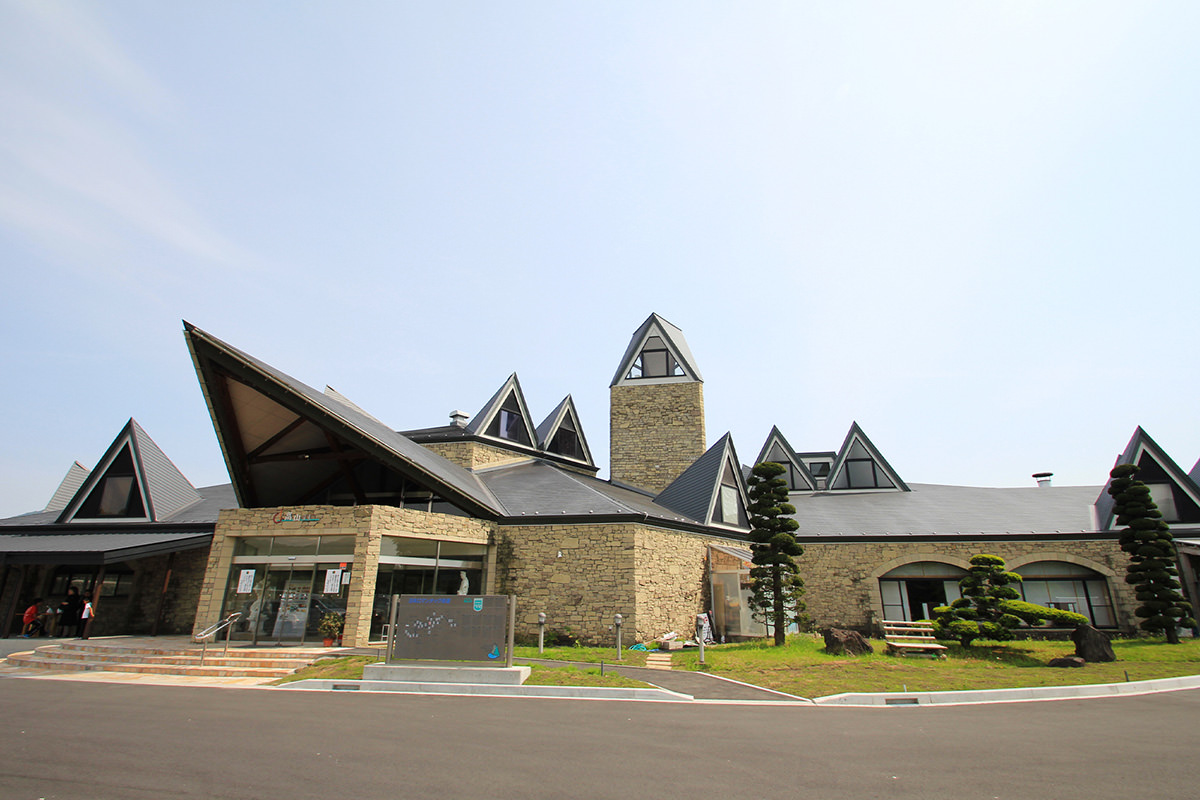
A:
[548,415,584,460]
[627,336,685,380]
[74,445,146,519]
[485,395,532,445]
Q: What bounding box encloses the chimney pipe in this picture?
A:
[1033,472,1053,488]
[449,410,469,427]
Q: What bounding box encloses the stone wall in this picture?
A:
[632,527,723,639]
[496,522,638,645]
[796,538,1137,633]
[610,382,706,493]
[497,521,735,644]
[422,440,533,471]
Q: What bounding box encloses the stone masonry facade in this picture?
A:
[496,521,740,644]
[195,505,492,647]
[610,382,706,493]
[796,537,1137,634]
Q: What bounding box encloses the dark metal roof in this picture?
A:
[185,323,503,518]
[43,462,89,513]
[653,433,749,532]
[0,531,213,564]
[786,482,1101,538]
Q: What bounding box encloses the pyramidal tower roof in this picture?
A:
[610,313,703,388]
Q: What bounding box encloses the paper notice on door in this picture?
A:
[323,569,342,594]
[237,569,256,594]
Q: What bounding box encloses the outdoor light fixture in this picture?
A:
[614,613,623,660]
[538,612,546,655]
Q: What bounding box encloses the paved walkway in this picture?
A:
[513,656,810,702]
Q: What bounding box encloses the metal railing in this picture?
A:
[193,612,242,666]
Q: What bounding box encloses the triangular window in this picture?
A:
[1134,451,1200,524]
[627,336,685,380]
[828,425,906,491]
[713,461,748,527]
[548,414,584,461]
[764,442,808,492]
[74,444,147,519]
[484,393,532,446]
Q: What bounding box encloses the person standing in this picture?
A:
[58,586,83,638]
[80,596,96,639]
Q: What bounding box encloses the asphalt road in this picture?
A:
[2,679,1199,800]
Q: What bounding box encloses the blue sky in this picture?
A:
[2,2,1197,517]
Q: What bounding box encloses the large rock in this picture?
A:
[1048,656,1086,668]
[823,628,874,656]
[1072,625,1116,663]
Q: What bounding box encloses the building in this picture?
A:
[2,314,1197,644]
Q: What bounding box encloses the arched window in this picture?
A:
[1014,561,1115,628]
[879,562,967,622]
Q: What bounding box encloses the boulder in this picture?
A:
[1048,656,1086,668]
[823,628,874,656]
[1072,625,1116,663]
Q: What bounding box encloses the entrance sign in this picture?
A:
[237,569,256,594]
[388,595,512,663]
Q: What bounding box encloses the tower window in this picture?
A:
[485,395,531,445]
[627,336,685,379]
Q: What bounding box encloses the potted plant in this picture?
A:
[318,612,344,647]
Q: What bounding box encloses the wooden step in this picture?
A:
[644,652,673,671]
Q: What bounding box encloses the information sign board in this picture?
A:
[389,595,510,663]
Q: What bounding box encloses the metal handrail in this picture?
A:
[193,612,242,666]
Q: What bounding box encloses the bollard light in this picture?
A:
[538,612,546,655]
[614,613,623,660]
[697,614,707,667]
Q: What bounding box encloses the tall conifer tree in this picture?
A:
[1108,463,1196,643]
[746,462,806,646]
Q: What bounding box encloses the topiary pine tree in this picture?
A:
[933,555,1025,647]
[746,462,806,646]
[1108,463,1196,644]
[932,554,1088,646]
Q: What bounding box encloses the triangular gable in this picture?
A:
[610,313,703,387]
[827,422,909,492]
[535,395,594,466]
[1095,427,1200,529]
[58,419,201,523]
[465,373,538,449]
[184,322,503,518]
[754,426,816,491]
[44,462,90,513]
[654,433,750,531]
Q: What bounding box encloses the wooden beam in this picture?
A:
[249,449,368,465]
[246,415,307,460]
[326,432,366,504]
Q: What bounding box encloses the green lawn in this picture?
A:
[273,636,1200,697]
[272,654,653,689]
[670,634,1200,697]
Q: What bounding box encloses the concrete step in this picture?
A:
[26,647,314,669]
[6,651,296,678]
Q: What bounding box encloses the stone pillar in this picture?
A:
[610,382,705,494]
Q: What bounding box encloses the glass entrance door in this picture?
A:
[256,566,315,644]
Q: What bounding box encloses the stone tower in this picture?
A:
[609,314,706,493]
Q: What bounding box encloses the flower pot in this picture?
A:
[323,637,334,647]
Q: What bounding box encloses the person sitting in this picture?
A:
[21,598,44,638]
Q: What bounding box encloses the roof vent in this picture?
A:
[1033,472,1053,488]
[449,410,469,427]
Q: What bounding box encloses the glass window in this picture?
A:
[317,536,356,556]
[1149,484,1179,522]
[380,537,438,559]
[235,537,273,557]
[269,536,318,556]
[847,459,877,488]
[720,485,740,525]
